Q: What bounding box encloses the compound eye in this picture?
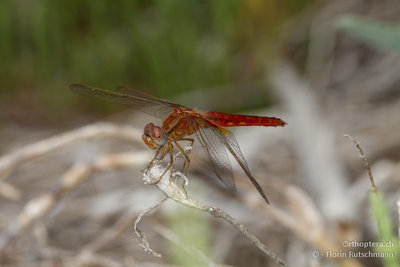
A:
[143,123,155,135]
[142,134,158,149]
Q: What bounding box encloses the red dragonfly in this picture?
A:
[70,84,286,203]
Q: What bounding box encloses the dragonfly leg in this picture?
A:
[178,138,195,152]
[144,145,166,173]
[180,137,195,171]
[154,143,174,184]
[174,140,192,176]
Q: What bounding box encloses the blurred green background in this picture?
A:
[0,0,314,124]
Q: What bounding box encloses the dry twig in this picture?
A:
[134,160,289,267]
[133,197,167,258]
[344,134,377,191]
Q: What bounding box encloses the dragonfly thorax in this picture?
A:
[142,123,167,149]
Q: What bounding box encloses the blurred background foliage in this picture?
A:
[0,0,314,124]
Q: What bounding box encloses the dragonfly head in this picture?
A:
[142,123,167,149]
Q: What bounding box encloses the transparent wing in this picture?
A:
[70,84,177,119]
[188,116,269,203]
[194,123,236,190]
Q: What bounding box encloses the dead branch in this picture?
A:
[135,161,289,267]
[133,197,167,258]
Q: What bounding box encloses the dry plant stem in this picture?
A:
[210,206,288,267]
[0,151,151,251]
[0,122,142,180]
[142,164,289,267]
[344,134,377,191]
[177,196,289,267]
[133,197,168,258]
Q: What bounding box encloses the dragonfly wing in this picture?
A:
[70,84,176,119]
[187,118,236,190]
[191,118,269,203]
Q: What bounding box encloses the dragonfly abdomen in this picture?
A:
[206,112,286,127]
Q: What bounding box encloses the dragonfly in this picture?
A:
[70,84,286,203]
